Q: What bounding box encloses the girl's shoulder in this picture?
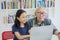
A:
[12,24,18,29]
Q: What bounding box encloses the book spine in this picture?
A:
[10,2,12,9]
[15,2,18,9]
[4,1,6,9]
[15,0,18,9]
[22,0,25,9]
[35,0,36,8]
[29,0,32,8]
[12,1,14,9]
[3,16,7,24]
[1,2,3,9]
[26,0,29,8]
[32,0,36,8]
[25,0,27,8]
[18,0,20,9]
[24,0,26,8]
[20,0,22,9]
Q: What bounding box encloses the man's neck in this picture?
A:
[37,19,42,23]
[36,18,44,23]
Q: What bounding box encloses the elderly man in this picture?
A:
[28,7,60,40]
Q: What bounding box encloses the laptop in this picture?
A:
[30,25,53,40]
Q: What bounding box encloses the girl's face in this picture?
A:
[17,12,28,24]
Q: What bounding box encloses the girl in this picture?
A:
[12,9,30,40]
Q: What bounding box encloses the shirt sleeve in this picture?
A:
[12,25,18,33]
[26,22,31,30]
[27,19,33,27]
[47,19,58,34]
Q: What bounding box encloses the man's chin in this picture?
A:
[42,19,44,21]
[39,19,44,22]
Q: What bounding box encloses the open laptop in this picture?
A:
[30,25,53,40]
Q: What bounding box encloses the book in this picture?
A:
[32,0,35,8]
[4,1,6,9]
[1,1,6,9]
[35,0,36,8]
[26,0,29,8]
[1,2,3,9]
[13,0,18,9]
[8,14,15,23]
[37,0,45,7]
[20,0,22,9]
[18,0,20,9]
[52,0,55,7]
[29,0,32,8]
[12,1,14,9]
[3,16,7,24]
[47,1,49,7]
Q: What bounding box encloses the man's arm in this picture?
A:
[52,24,60,40]
[50,20,60,40]
[54,30,60,40]
[27,19,33,27]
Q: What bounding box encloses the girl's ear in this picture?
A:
[17,17,19,21]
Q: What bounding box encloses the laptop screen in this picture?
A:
[30,25,53,40]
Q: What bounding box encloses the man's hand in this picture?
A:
[54,30,60,40]
[58,33,60,40]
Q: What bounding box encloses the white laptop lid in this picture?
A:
[30,25,53,40]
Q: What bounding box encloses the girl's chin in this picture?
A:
[23,22,27,23]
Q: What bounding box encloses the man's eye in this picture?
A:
[22,17,25,18]
[41,13,44,14]
[37,12,40,13]
[37,12,44,14]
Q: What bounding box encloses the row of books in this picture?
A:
[1,0,18,9]
[3,14,35,24]
[0,0,55,9]
[37,0,55,7]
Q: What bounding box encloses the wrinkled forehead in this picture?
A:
[35,7,45,13]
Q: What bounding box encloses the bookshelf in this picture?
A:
[0,0,55,9]
[0,0,55,24]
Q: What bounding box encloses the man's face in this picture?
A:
[35,8,45,21]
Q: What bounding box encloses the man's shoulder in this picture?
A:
[27,17,36,27]
[44,18,51,21]
[44,18,51,25]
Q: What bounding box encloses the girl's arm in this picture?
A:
[14,32,30,40]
